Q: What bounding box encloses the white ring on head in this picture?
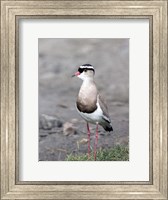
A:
[79,65,94,70]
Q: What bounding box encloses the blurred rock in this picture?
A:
[71,118,79,124]
[40,131,48,137]
[57,104,68,108]
[63,122,77,136]
[77,138,88,149]
[39,114,63,130]
[78,138,88,145]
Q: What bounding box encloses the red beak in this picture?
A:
[72,71,80,77]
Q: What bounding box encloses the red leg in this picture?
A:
[87,123,91,159]
[94,123,99,161]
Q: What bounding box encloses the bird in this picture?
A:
[72,64,113,161]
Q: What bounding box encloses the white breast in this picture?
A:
[76,102,103,124]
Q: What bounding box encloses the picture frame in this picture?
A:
[0,0,167,199]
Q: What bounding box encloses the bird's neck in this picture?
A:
[82,77,94,85]
[79,78,96,94]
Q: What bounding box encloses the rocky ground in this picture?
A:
[39,38,129,161]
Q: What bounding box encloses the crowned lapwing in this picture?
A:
[72,64,113,160]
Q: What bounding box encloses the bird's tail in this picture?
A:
[102,123,113,132]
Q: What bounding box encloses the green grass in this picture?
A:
[66,145,129,161]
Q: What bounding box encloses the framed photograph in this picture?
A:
[1,0,167,199]
[38,38,129,162]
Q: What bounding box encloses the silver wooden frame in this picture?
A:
[1,0,167,199]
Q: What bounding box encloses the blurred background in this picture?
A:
[39,38,129,161]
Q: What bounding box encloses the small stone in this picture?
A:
[56,120,63,128]
[40,131,48,137]
[99,131,105,136]
[78,138,88,145]
[58,104,68,108]
[77,138,88,149]
[71,118,78,124]
[39,114,63,130]
[63,122,76,136]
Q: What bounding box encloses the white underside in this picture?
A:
[76,102,104,125]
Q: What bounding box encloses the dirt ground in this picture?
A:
[38,38,129,161]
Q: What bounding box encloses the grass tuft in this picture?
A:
[66,145,129,161]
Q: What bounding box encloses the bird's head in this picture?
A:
[72,64,95,81]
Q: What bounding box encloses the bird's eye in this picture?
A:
[84,69,87,72]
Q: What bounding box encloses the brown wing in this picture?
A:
[98,94,113,131]
[98,94,110,120]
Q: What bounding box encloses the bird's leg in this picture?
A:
[94,123,99,161]
[87,123,91,159]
